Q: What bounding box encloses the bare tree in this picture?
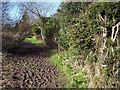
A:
[2,2,14,25]
[23,2,56,18]
[2,2,32,51]
[21,2,56,41]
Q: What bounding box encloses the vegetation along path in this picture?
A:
[2,42,64,88]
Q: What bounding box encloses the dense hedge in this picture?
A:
[54,2,120,88]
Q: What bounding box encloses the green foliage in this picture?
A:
[57,2,84,49]
[66,19,93,55]
[57,27,69,49]
[57,2,120,53]
[68,71,88,88]
[53,2,120,88]
[32,24,41,36]
[50,51,88,88]
[57,2,93,52]
[87,2,120,35]
[42,17,60,48]
[43,18,56,41]
[50,53,63,67]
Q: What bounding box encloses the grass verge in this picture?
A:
[24,37,47,48]
[24,38,40,44]
[49,51,88,88]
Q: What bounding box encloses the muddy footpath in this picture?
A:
[2,42,66,88]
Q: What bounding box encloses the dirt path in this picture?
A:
[2,42,65,88]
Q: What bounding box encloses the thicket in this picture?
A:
[50,2,120,88]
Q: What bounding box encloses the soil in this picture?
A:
[2,42,66,88]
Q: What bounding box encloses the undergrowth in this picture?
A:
[50,51,88,88]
